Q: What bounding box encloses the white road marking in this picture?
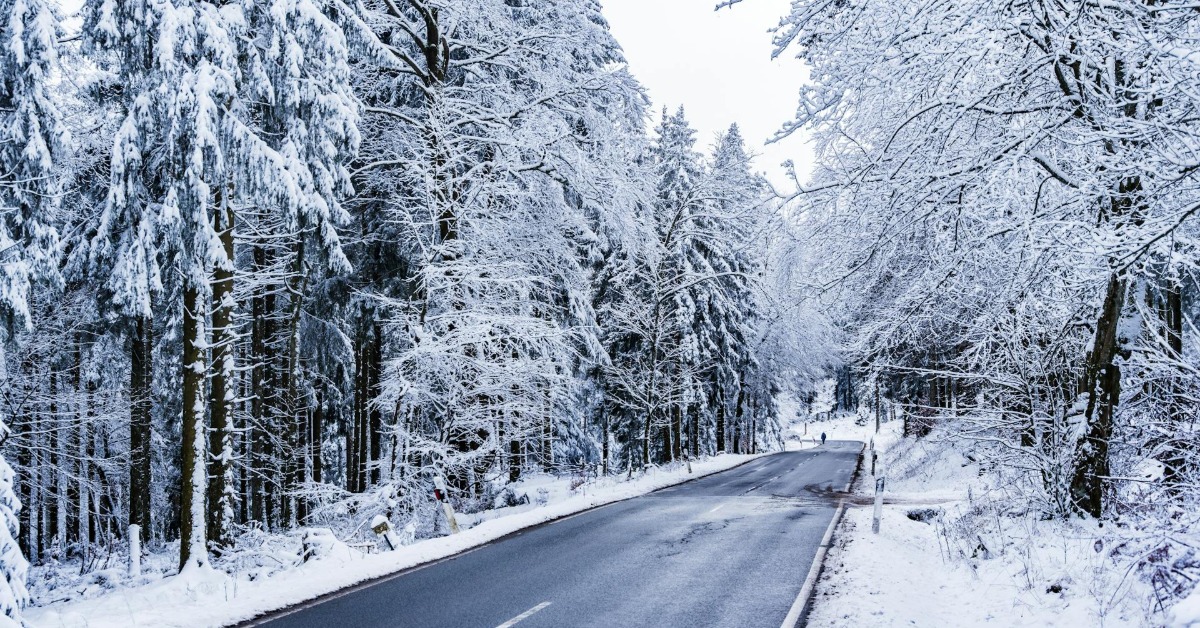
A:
[708,503,727,514]
[496,602,552,628]
[746,474,782,494]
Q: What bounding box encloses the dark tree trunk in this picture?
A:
[47,370,58,545]
[311,389,324,485]
[368,322,383,486]
[600,405,609,476]
[689,403,699,458]
[509,418,522,483]
[670,401,682,462]
[207,196,234,550]
[129,315,153,542]
[249,284,263,523]
[17,367,32,559]
[1162,279,1186,485]
[180,279,208,569]
[734,386,745,453]
[281,240,307,526]
[351,321,370,493]
[1166,281,1183,358]
[1071,273,1128,518]
[249,244,273,524]
[715,394,726,453]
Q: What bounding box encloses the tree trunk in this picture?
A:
[733,386,745,453]
[509,417,522,483]
[1071,273,1128,518]
[74,340,88,551]
[180,278,209,570]
[874,382,881,434]
[282,240,307,526]
[48,370,60,545]
[129,314,152,543]
[207,194,235,550]
[249,244,271,524]
[689,403,699,458]
[1162,278,1186,486]
[670,399,682,462]
[351,321,370,493]
[311,388,324,485]
[600,404,609,476]
[641,302,664,468]
[17,369,32,559]
[715,393,725,453]
[368,322,383,486]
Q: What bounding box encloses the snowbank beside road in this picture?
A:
[27,453,763,628]
[806,430,1156,627]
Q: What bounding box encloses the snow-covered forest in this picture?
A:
[755,0,1200,620]
[3,0,1200,624]
[0,0,837,622]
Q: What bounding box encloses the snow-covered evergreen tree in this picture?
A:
[0,0,809,603]
[85,0,361,568]
[0,0,63,342]
[0,0,63,618]
[696,124,770,454]
[0,438,27,627]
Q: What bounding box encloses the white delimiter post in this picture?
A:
[128,524,141,577]
[432,475,462,534]
[869,438,876,476]
[872,476,886,534]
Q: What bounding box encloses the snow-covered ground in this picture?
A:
[26,453,763,628]
[778,381,890,452]
[806,413,1162,627]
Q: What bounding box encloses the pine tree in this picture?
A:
[0,438,27,627]
[85,0,360,567]
[0,0,63,616]
[702,124,769,454]
[0,0,63,342]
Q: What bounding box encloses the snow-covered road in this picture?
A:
[247,443,861,628]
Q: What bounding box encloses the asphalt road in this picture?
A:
[249,442,861,628]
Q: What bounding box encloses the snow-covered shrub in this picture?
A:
[494,488,529,509]
[0,455,28,623]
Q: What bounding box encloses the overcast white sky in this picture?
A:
[601,0,812,187]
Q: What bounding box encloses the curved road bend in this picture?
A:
[246,441,861,628]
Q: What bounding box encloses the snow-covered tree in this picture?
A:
[764,0,1200,519]
[85,0,360,568]
[0,0,63,343]
[0,0,802,599]
[0,0,63,618]
[0,439,27,627]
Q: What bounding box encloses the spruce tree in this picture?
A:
[0,0,63,617]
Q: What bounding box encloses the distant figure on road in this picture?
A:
[820,432,827,445]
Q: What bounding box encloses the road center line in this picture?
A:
[496,602,552,628]
[708,503,727,513]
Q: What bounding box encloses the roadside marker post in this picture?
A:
[872,476,886,534]
[128,524,141,577]
[371,515,400,551]
[432,475,462,535]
